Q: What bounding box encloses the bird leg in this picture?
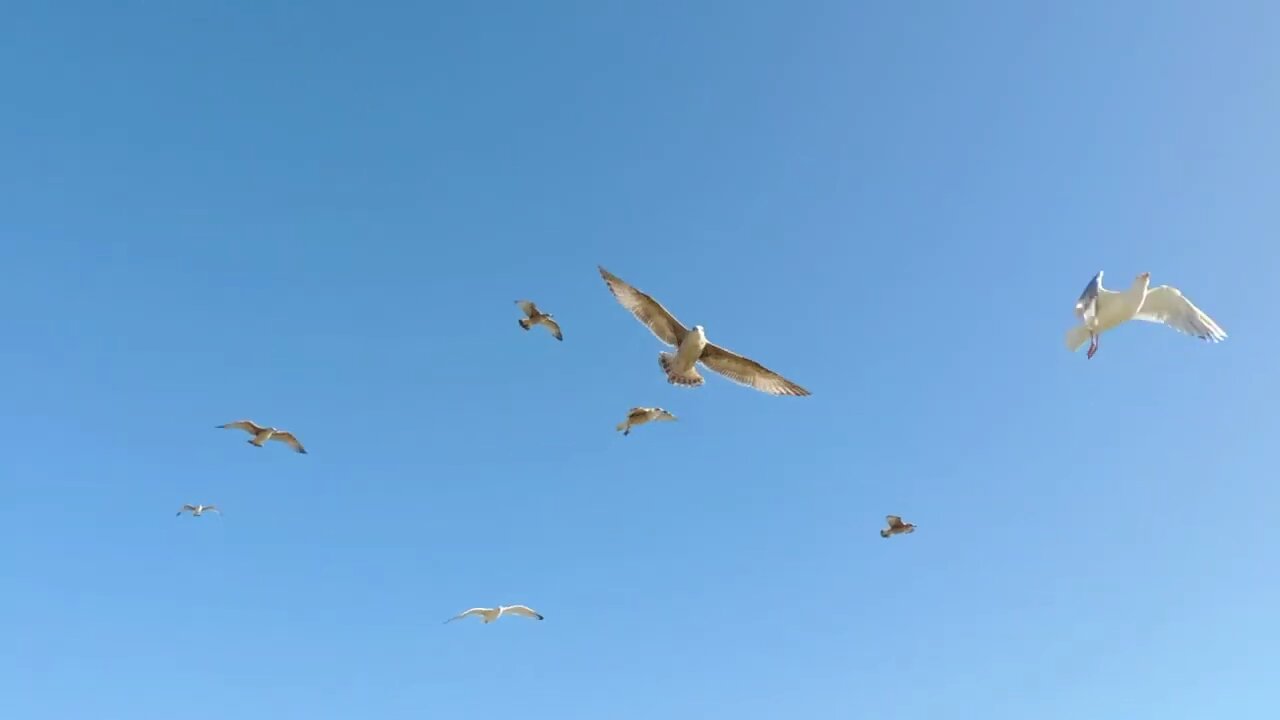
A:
[1086,332,1098,359]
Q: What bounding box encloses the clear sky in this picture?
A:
[3,1,1278,718]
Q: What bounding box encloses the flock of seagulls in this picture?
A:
[174,265,1228,623]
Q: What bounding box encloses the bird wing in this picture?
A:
[503,605,544,620]
[1134,286,1227,342]
[270,431,308,453]
[627,407,650,418]
[516,300,539,317]
[886,515,903,528]
[444,608,488,624]
[1074,271,1103,323]
[541,317,563,341]
[220,420,262,434]
[206,506,221,514]
[699,343,810,396]
[598,266,688,347]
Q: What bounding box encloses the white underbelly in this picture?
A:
[674,333,706,369]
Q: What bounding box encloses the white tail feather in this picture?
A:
[659,352,703,386]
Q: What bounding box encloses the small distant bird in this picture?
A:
[616,406,676,436]
[177,504,221,517]
[1066,271,1226,359]
[444,605,545,624]
[217,420,308,454]
[598,266,810,396]
[880,515,915,538]
[516,300,563,341]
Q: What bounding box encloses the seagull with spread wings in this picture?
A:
[880,515,915,538]
[515,300,563,341]
[444,605,545,624]
[217,420,308,454]
[177,504,221,517]
[597,266,810,396]
[1066,271,1226,359]
[616,406,676,436]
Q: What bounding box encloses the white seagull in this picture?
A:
[444,605,545,624]
[598,266,810,396]
[217,420,308,454]
[616,406,677,436]
[1066,271,1226,359]
[515,300,563,341]
[177,504,221,517]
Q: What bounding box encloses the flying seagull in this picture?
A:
[597,266,810,396]
[1066,271,1226,359]
[444,605,544,624]
[616,406,677,436]
[880,515,915,538]
[217,420,308,454]
[515,300,563,341]
[177,504,221,517]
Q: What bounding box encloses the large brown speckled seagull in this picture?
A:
[598,266,810,397]
[217,420,308,454]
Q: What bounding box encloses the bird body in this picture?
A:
[1065,271,1226,359]
[616,406,677,435]
[516,300,563,341]
[662,325,708,386]
[880,515,915,538]
[177,504,220,517]
[598,266,810,396]
[217,420,308,454]
[444,605,544,624]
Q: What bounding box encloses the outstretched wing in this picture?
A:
[598,266,688,347]
[540,317,563,341]
[1074,271,1103,323]
[444,608,488,624]
[699,343,810,397]
[1135,286,1227,342]
[516,300,540,318]
[886,515,903,528]
[218,420,263,435]
[205,506,221,515]
[503,605,544,620]
[270,431,308,454]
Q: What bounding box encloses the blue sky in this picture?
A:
[2,1,1278,718]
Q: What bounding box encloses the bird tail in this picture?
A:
[1065,325,1091,352]
[659,352,703,386]
[616,421,629,433]
[518,318,531,331]
[880,529,890,538]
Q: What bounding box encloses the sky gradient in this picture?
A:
[3,2,1279,718]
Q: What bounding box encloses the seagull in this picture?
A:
[597,266,810,396]
[217,420,308,454]
[444,605,545,624]
[1066,271,1226,359]
[177,504,221,517]
[880,515,915,538]
[516,300,563,341]
[616,406,677,436]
